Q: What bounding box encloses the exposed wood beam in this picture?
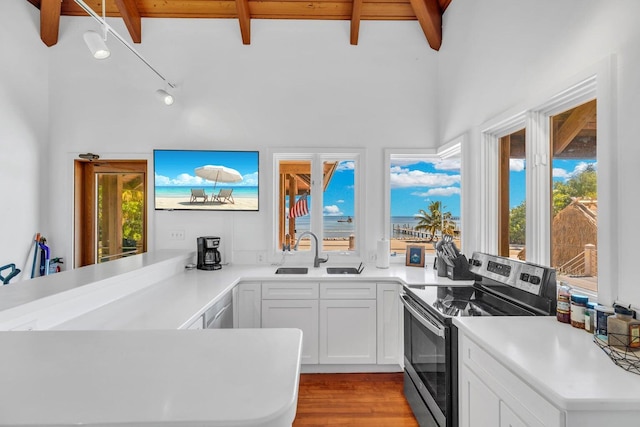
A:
[407,0,442,50]
[553,100,597,155]
[350,0,363,45]
[40,0,62,47]
[26,0,41,8]
[235,0,251,44]
[114,0,142,43]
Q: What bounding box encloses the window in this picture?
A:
[274,151,361,257]
[498,128,526,260]
[550,100,598,292]
[388,152,462,257]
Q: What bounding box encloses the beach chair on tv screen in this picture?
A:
[213,188,234,204]
[190,188,209,203]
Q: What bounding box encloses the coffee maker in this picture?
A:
[197,236,222,270]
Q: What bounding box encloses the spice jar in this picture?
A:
[630,323,640,348]
[570,294,588,329]
[556,282,571,324]
[596,305,615,336]
[607,305,638,348]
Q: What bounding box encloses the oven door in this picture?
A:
[401,293,452,427]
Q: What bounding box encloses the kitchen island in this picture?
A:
[0,328,302,426]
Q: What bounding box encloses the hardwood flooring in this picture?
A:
[293,373,419,426]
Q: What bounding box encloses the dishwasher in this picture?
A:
[204,291,233,329]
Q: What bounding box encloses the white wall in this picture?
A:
[43,15,440,265]
[0,1,49,280]
[438,0,640,305]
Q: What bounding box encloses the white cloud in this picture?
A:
[336,199,345,203]
[324,205,342,216]
[433,159,461,171]
[510,159,525,172]
[239,171,258,186]
[337,161,355,171]
[390,170,460,188]
[553,161,597,180]
[412,187,461,197]
[553,168,570,179]
[155,173,172,185]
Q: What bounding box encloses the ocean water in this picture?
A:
[155,186,258,198]
[292,216,426,239]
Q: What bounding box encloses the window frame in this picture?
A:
[480,57,616,302]
[384,141,464,264]
[270,148,365,262]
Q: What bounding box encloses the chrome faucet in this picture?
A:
[293,231,329,268]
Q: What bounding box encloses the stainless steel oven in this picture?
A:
[402,252,557,427]
[402,292,454,427]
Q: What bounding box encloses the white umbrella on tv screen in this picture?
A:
[195,165,243,191]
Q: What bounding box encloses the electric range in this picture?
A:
[401,252,557,427]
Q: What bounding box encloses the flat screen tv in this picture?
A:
[154,149,259,211]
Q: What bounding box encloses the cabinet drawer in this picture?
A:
[461,334,564,427]
[320,282,376,299]
[262,282,319,299]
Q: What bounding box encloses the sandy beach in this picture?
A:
[155,196,258,211]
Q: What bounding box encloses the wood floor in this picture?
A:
[293,373,419,426]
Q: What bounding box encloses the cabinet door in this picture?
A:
[319,299,377,364]
[262,299,319,364]
[459,365,500,427]
[235,282,261,328]
[500,401,528,427]
[377,283,401,365]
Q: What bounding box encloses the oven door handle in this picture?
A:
[400,293,446,338]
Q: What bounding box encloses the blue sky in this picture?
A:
[154,150,258,187]
[509,158,597,208]
[321,161,355,217]
[390,158,461,217]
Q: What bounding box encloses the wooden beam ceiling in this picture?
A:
[26,0,452,49]
[40,0,62,47]
[113,0,142,43]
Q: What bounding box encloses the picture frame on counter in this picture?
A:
[406,245,425,267]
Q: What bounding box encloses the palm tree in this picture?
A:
[414,201,456,241]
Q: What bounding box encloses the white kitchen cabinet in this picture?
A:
[377,283,401,364]
[262,299,319,364]
[319,299,377,364]
[234,282,261,328]
[186,315,204,330]
[459,332,563,427]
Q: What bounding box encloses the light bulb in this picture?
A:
[83,30,110,59]
[156,89,174,106]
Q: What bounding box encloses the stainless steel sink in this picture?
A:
[326,267,361,274]
[275,267,308,274]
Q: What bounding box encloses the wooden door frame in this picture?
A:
[74,160,147,268]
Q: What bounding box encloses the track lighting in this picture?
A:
[78,153,100,161]
[74,0,177,104]
[83,30,110,59]
[156,89,175,106]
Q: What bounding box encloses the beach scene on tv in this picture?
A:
[154,150,259,211]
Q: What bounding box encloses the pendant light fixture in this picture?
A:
[156,89,175,106]
[82,1,110,59]
[83,30,110,59]
[74,0,177,106]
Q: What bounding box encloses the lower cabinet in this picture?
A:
[262,299,320,364]
[234,282,261,328]
[319,298,377,364]
[459,332,563,427]
[253,280,401,367]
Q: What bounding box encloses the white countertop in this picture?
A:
[0,328,303,426]
[53,261,471,330]
[454,316,640,411]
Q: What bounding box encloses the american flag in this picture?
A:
[290,193,309,218]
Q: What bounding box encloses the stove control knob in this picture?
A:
[520,273,530,282]
[529,275,541,285]
[470,259,482,267]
